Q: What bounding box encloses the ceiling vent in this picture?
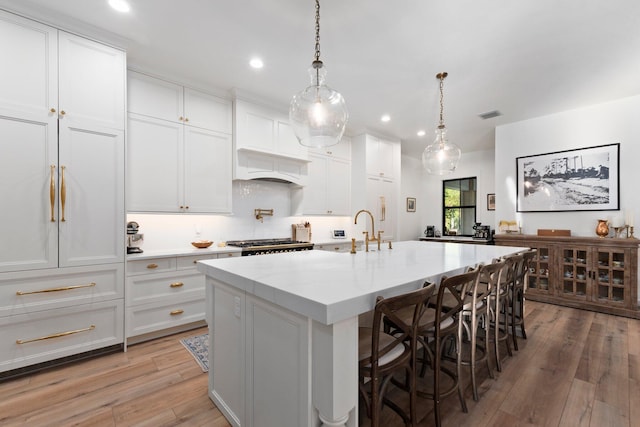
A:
[478,110,502,120]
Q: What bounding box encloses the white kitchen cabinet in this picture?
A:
[314,242,353,253]
[233,98,309,185]
[128,70,231,133]
[300,135,351,216]
[365,135,397,179]
[0,9,126,374]
[303,152,351,216]
[126,252,239,343]
[351,133,401,242]
[58,32,126,130]
[367,176,396,241]
[127,73,233,213]
[127,114,232,213]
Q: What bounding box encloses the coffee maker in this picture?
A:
[126,221,144,254]
[472,222,491,240]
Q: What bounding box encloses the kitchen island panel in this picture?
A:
[199,241,526,427]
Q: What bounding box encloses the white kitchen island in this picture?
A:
[197,240,527,427]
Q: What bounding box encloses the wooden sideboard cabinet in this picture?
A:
[495,234,640,319]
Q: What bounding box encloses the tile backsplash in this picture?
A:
[128,180,354,252]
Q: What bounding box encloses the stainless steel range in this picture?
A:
[226,238,314,256]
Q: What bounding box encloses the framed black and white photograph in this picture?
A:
[487,193,496,211]
[516,143,620,212]
[406,197,416,212]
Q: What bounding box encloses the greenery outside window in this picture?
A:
[443,177,477,236]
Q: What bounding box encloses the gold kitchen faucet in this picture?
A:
[354,209,383,251]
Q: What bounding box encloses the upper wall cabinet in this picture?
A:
[127,71,232,213]
[233,99,309,185]
[300,137,351,216]
[128,70,231,134]
[365,135,397,179]
[233,99,307,160]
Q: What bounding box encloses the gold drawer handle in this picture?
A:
[50,164,56,222]
[147,263,158,269]
[16,325,95,344]
[170,282,184,288]
[60,165,66,222]
[170,309,184,316]
[17,282,96,296]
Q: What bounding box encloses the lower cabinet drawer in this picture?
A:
[126,297,205,338]
[126,271,205,306]
[127,257,176,276]
[0,299,124,373]
[0,264,124,317]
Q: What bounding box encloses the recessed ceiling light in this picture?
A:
[108,0,130,13]
[381,114,390,122]
[249,58,264,69]
[417,130,426,137]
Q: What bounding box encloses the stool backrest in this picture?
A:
[369,283,437,368]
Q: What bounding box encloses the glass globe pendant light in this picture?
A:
[422,72,461,175]
[290,0,348,148]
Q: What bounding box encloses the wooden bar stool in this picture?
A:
[509,249,536,350]
[489,256,515,372]
[460,261,506,401]
[358,283,437,427]
[415,270,478,427]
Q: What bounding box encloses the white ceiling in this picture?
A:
[3,0,640,158]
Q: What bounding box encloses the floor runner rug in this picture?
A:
[180,333,209,372]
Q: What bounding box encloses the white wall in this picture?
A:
[404,148,496,239]
[495,94,640,236]
[397,155,423,241]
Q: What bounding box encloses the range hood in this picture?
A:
[234,148,309,186]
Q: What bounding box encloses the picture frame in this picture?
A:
[406,197,416,212]
[516,143,620,212]
[487,193,496,211]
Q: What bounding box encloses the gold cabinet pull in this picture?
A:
[50,107,56,113]
[60,165,66,222]
[16,325,95,345]
[16,282,96,296]
[179,116,184,121]
[50,164,56,222]
[170,309,184,316]
[147,263,158,269]
[184,117,189,122]
[59,110,66,116]
[170,282,184,288]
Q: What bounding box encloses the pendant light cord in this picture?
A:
[437,72,447,129]
[314,0,321,63]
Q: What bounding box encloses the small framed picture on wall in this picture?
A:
[487,193,496,211]
[406,197,416,212]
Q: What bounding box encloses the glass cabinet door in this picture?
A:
[528,245,552,293]
[560,247,589,300]
[592,247,628,305]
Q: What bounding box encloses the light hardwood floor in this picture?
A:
[1,300,639,426]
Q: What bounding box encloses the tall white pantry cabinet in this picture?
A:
[0,10,126,374]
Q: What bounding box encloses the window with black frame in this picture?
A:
[443,177,477,236]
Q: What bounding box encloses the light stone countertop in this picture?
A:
[126,245,241,260]
[197,240,527,325]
